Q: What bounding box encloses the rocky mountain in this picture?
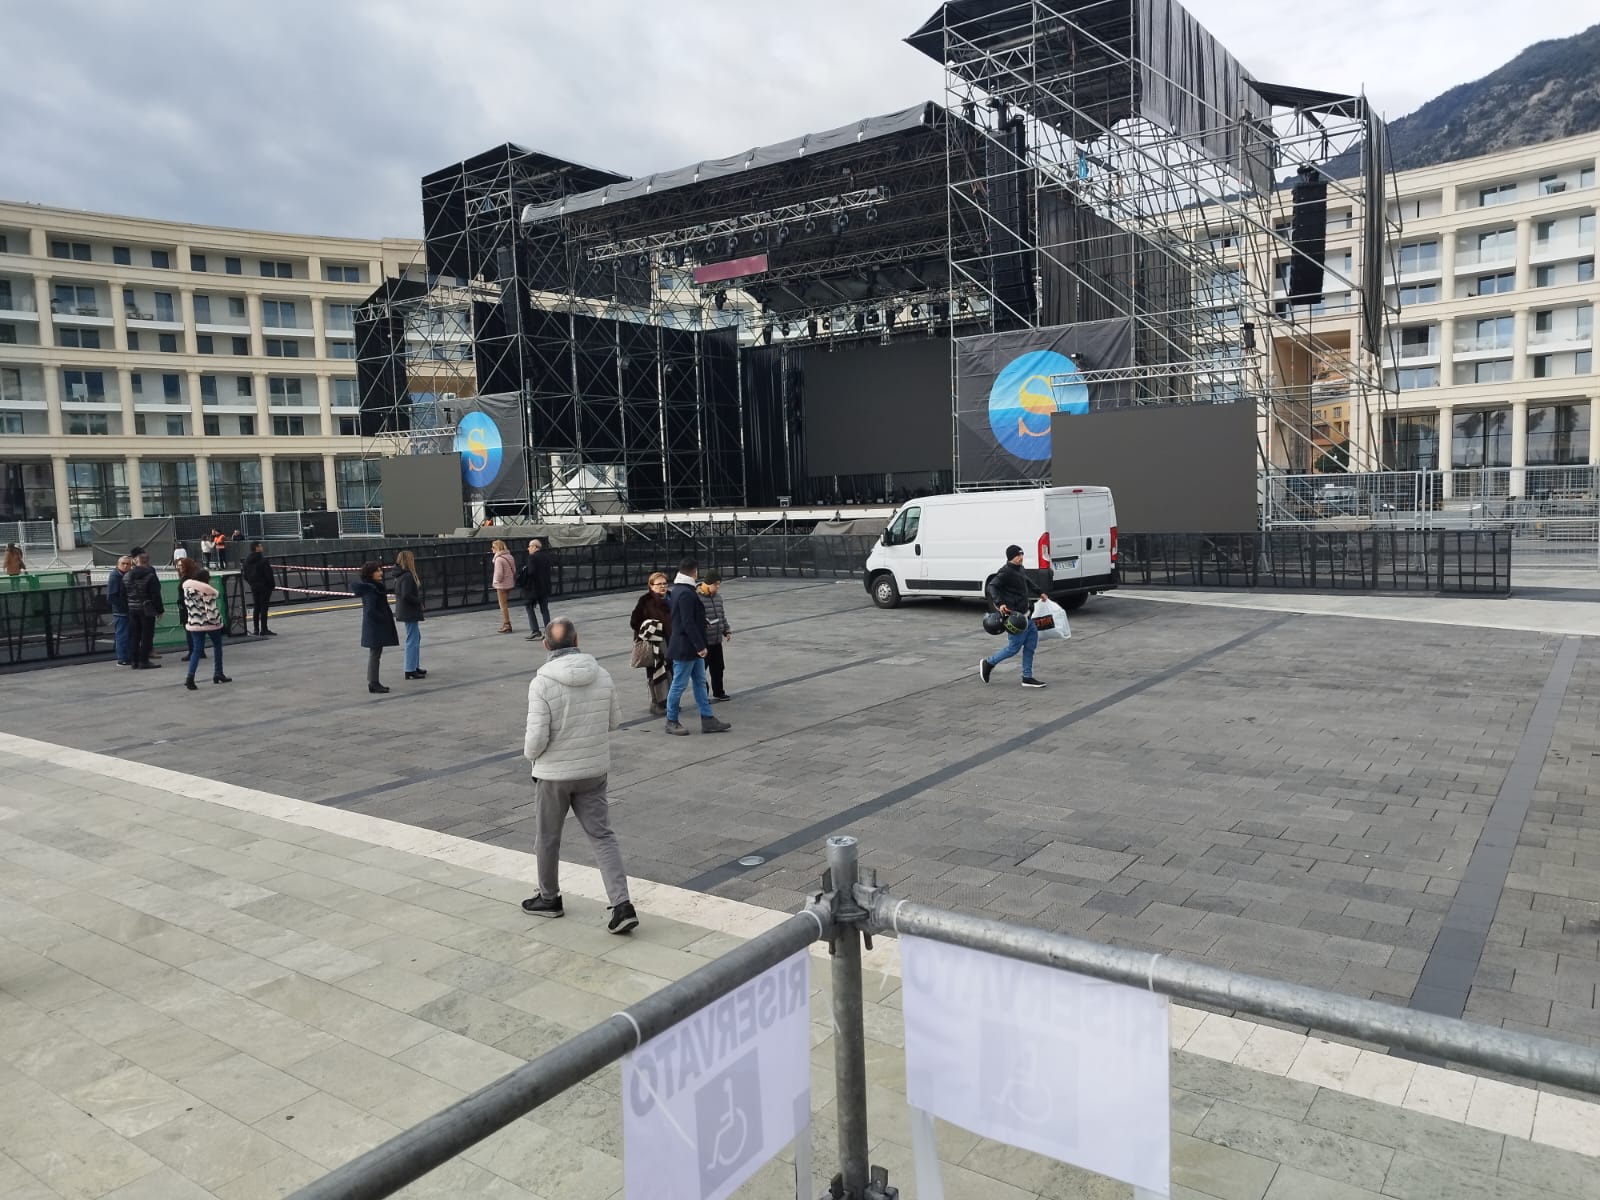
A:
[1378,23,1600,171]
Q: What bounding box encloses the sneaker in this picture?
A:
[521,894,564,918]
[701,716,732,733]
[1021,676,1047,689]
[525,633,540,641]
[711,694,730,702]
[664,720,689,736]
[979,659,993,684]
[608,902,639,935]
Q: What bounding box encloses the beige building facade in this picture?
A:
[1308,131,1598,490]
[0,200,418,547]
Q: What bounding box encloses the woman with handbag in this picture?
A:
[628,571,673,716]
[392,550,426,681]
[352,561,399,694]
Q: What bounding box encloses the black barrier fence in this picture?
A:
[1119,530,1512,594]
[0,574,249,668]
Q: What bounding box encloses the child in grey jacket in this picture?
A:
[699,572,732,701]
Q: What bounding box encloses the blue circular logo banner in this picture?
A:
[455,412,503,490]
[987,349,1088,461]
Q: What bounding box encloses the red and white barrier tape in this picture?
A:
[275,563,392,572]
[277,585,357,599]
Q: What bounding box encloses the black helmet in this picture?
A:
[982,611,1007,636]
[1002,609,1031,635]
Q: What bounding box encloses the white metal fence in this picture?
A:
[1264,467,1600,569]
[0,521,62,567]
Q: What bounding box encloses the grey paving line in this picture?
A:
[84,594,875,756]
[315,604,1167,811]
[683,614,1295,892]
[1407,634,1581,1022]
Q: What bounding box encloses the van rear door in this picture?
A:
[1043,490,1084,584]
[1076,490,1116,580]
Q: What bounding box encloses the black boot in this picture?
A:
[369,682,389,694]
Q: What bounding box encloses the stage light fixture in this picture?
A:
[776,225,790,245]
[714,290,728,311]
[833,213,850,235]
[866,310,881,326]
[885,309,896,330]
[909,303,921,319]
[673,247,686,267]
[807,318,818,337]
[803,218,817,235]
[1242,321,1257,350]
[821,314,832,331]
[752,229,766,245]
[781,322,792,336]
[958,296,970,313]
[854,312,866,333]
[865,207,879,224]
[703,240,717,257]
[725,236,738,254]
[761,325,773,345]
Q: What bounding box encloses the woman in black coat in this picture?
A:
[628,571,673,715]
[240,543,277,636]
[351,561,399,694]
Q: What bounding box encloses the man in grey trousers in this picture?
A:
[520,617,639,934]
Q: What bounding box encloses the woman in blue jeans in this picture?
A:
[178,558,231,691]
[391,550,426,681]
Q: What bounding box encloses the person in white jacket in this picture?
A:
[520,617,638,934]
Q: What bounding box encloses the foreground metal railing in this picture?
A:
[291,836,1600,1200]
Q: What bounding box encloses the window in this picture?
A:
[260,260,292,278]
[238,415,254,435]
[0,367,22,402]
[1581,259,1596,283]
[58,328,101,349]
[1536,265,1556,288]
[225,256,241,275]
[329,340,355,359]
[51,241,91,261]
[1535,310,1554,333]
[130,373,142,395]
[1476,229,1515,258]
[339,416,360,436]
[227,296,246,318]
[1453,408,1511,467]
[1474,359,1512,384]
[261,300,297,327]
[0,412,23,435]
[1383,413,1439,471]
[1397,283,1438,306]
[1478,183,1516,206]
[197,334,213,354]
[61,369,105,400]
[332,378,357,407]
[190,253,207,272]
[203,415,220,436]
[1392,367,1438,390]
[139,459,198,515]
[1583,167,1597,189]
[236,375,252,396]
[162,374,181,400]
[1475,315,1514,349]
[272,415,307,436]
[268,377,303,401]
[232,336,249,355]
[325,264,360,283]
[0,280,10,308]
[1579,351,1593,374]
[884,506,921,546]
[326,302,354,330]
[69,412,110,435]
[157,333,178,353]
[1536,219,1556,242]
[1540,175,1566,196]
[1475,273,1514,295]
[52,284,96,314]
[150,250,170,269]
[113,246,131,265]
[165,415,184,435]
[1397,326,1434,358]
[153,292,175,322]
[264,338,299,358]
[193,295,211,323]
[1533,355,1552,379]
[1526,403,1590,464]
[0,233,10,253]
[199,376,217,402]
[273,457,325,509]
[0,325,14,345]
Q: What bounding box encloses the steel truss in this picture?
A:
[917,0,1401,494]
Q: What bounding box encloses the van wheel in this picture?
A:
[1060,592,1088,611]
[870,574,901,609]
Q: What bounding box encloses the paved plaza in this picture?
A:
[0,576,1598,1196]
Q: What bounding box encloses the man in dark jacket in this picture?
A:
[662,558,731,736]
[980,543,1050,689]
[123,547,164,669]
[240,543,277,636]
[518,538,554,641]
[106,554,132,665]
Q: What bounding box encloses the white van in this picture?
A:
[863,486,1117,610]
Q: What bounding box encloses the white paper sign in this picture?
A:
[624,950,811,1200]
[900,935,1170,1194]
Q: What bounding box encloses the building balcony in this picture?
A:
[0,294,38,321]
[1530,236,1597,264]
[195,316,251,334]
[132,394,190,413]
[266,396,310,413]
[124,309,184,331]
[1452,336,1516,357]
[261,320,316,338]
[49,302,112,326]
[59,390,117,409]
[324,325,355,339]
[1386,346,1440,365]
[1528,328,1594,351]
[202,397,258,414]
[1386,262,1442,284]
[1453,246,1517,270]
[0,386,47,409]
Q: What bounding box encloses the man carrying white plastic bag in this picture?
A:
[979,543,1055,689]
[1032,596,1072,642]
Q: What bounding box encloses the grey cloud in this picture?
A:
[2,1,1594,239]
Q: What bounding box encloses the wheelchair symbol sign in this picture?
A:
[695,1051,765,1193]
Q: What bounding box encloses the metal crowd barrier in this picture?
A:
[0,573,248,668]
[291,836,1600,1200]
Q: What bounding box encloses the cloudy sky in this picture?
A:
[4,1,1595,239]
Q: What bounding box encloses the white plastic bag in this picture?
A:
[1032,598,1072,640]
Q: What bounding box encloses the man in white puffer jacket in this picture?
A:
[520,618,638,934]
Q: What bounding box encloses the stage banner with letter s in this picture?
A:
[900,934,1169,1197]
[955,319,1133,486]
[453,390,527,504]
[623,950,811,1200]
